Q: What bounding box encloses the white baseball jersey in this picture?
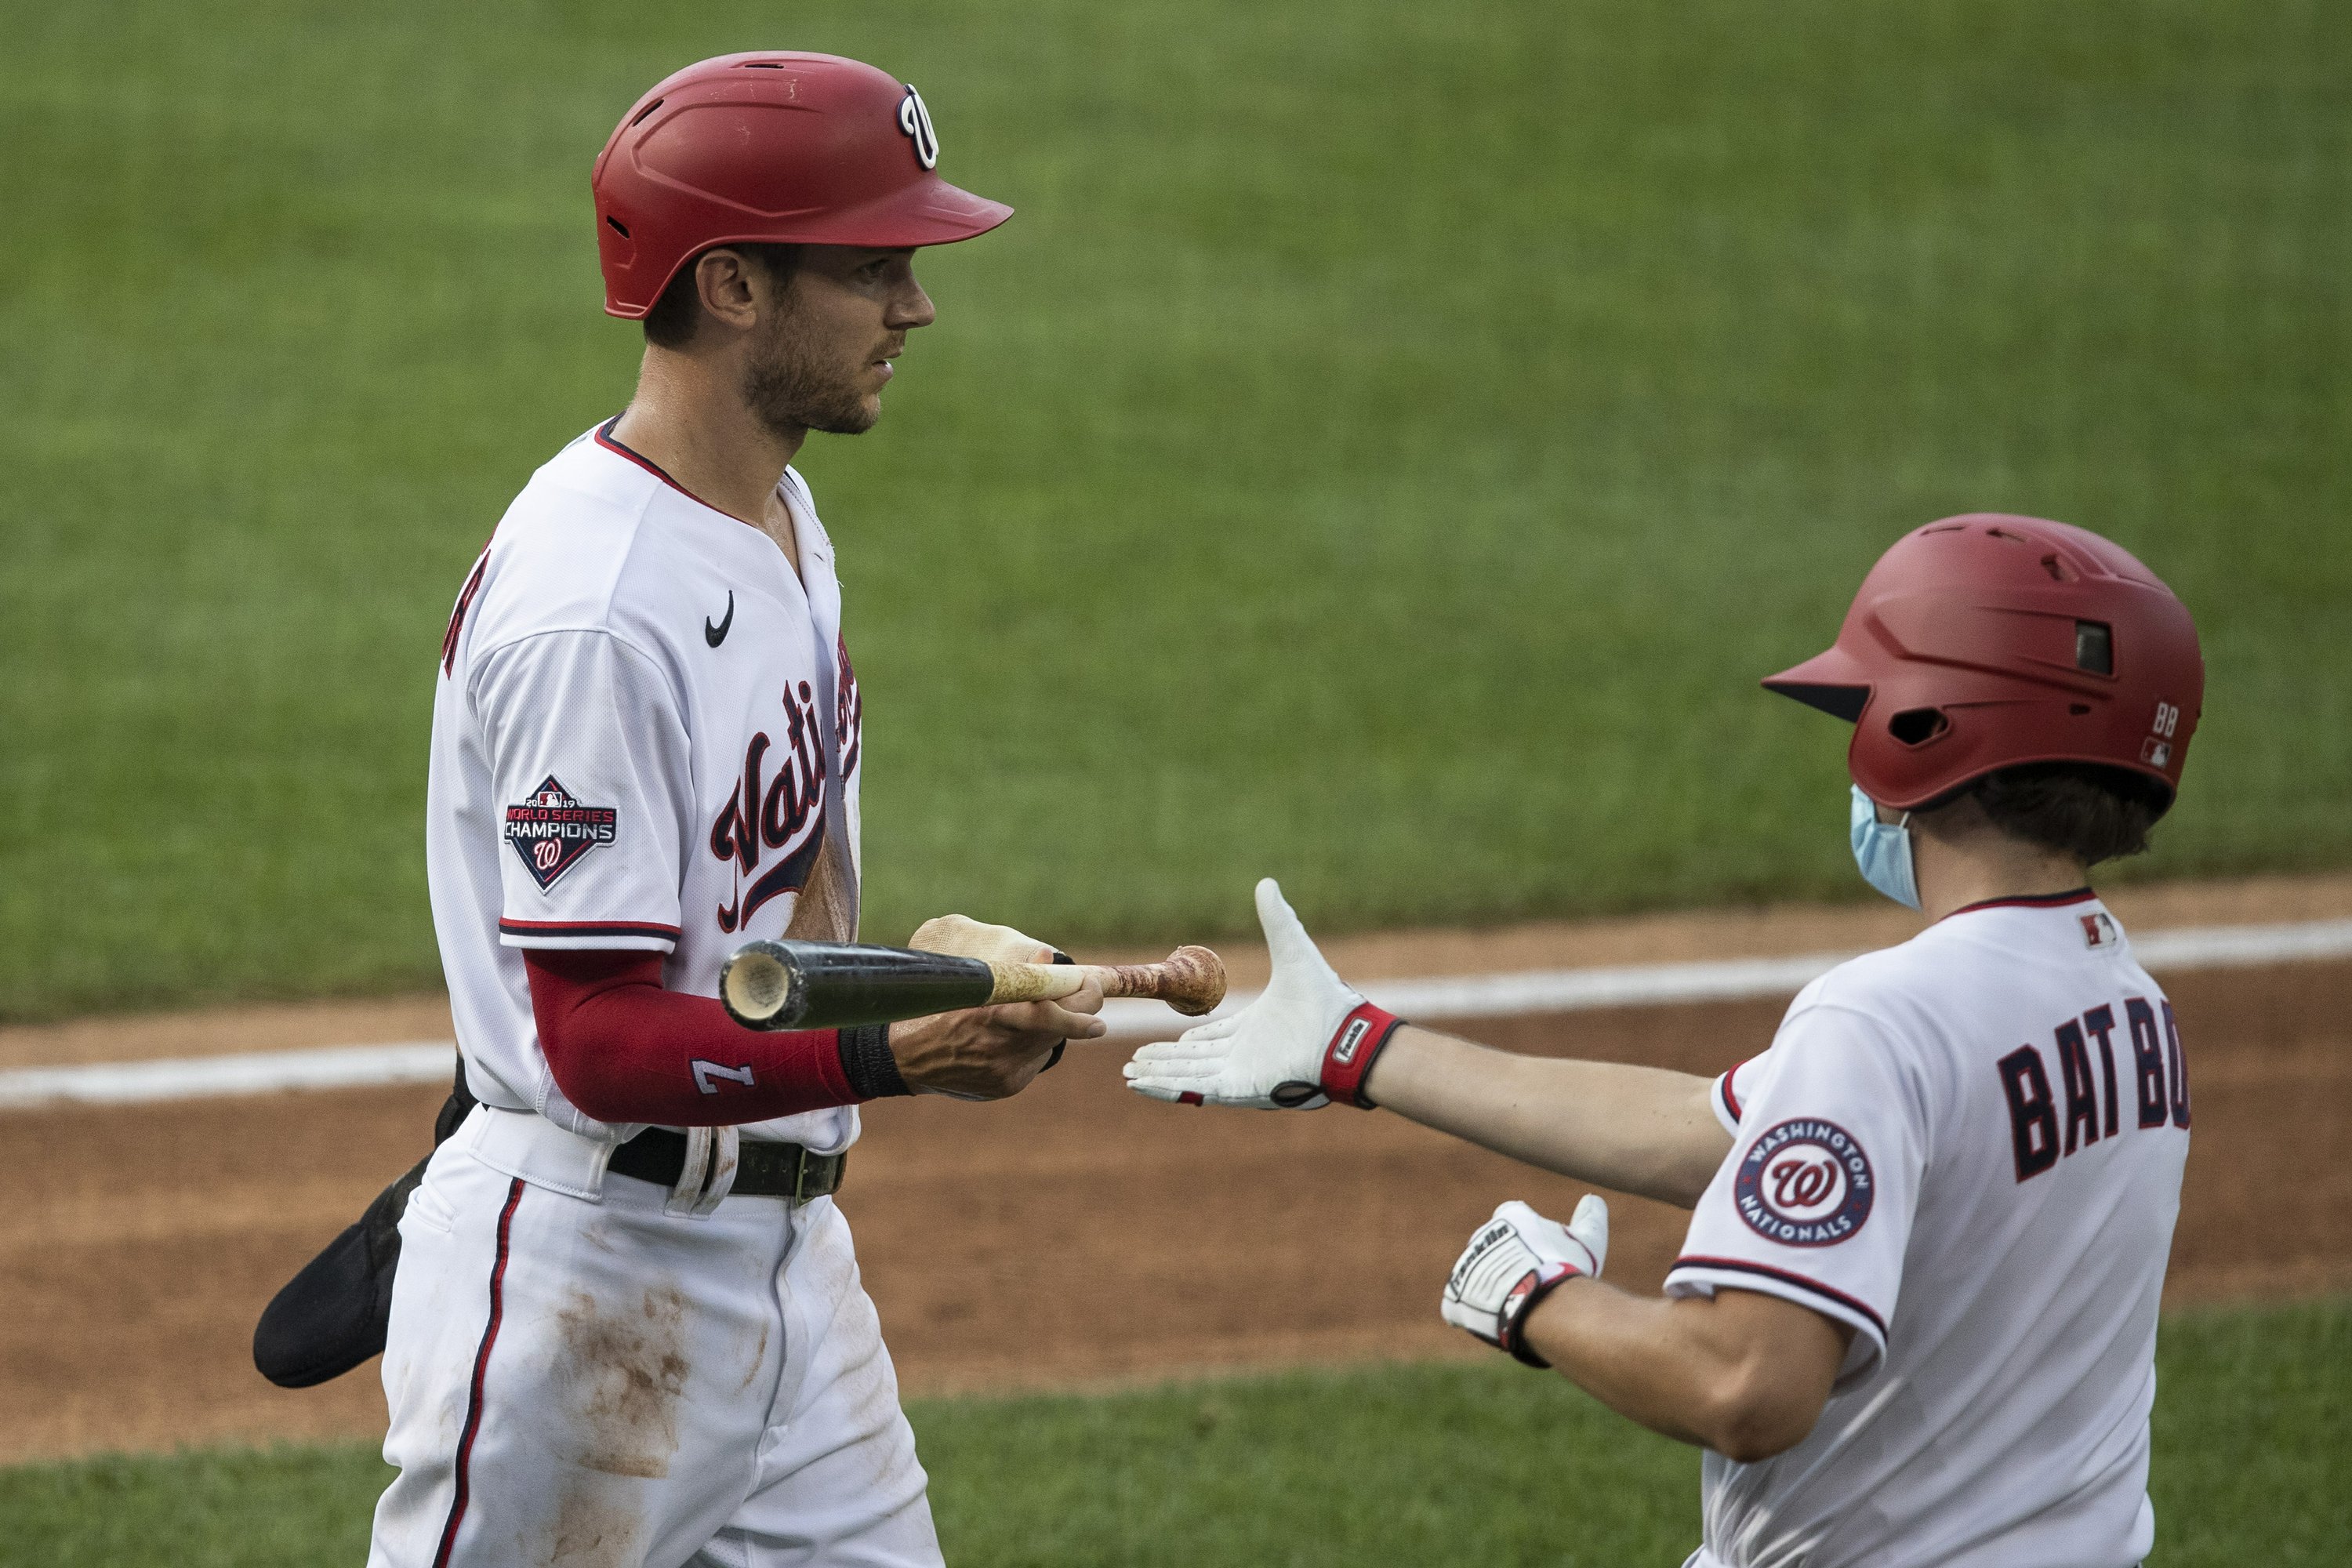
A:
[426,419,866,1150]
[1668,891,2190,1568]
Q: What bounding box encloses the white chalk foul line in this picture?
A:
[6,918,2350,1111]
[0,1042,459,1110]
[2130,918,2352,971]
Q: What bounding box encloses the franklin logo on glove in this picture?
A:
[1440,1197,1610,1367]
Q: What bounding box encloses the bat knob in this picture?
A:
[720,940,807,1030]
[1163,945,1228,1016]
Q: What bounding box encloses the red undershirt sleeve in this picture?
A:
[524,948,908,1127]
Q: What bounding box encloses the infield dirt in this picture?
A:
[3,878,2345,1464]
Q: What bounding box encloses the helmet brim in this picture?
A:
[602,178,1013,319]
[785,175,1014,249]
[1760,645,1870,724]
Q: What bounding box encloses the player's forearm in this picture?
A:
[525,949,907,1125]
[1518,1280,1840,1462]
[1364,1028,1731,1207]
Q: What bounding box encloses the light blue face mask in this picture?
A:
[1849,785,1921,910]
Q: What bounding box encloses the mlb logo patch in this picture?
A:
[504,775,617,891]
[2081,911,2118,949]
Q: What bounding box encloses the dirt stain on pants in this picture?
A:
[554,1283,692,1480]
[533,1488,646,1568]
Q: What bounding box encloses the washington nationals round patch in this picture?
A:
[1733,1118,1874,1247]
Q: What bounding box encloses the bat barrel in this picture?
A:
[720,940,998,1031]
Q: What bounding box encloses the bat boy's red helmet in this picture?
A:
[592,53,1012,319]
[1764,514,2204,811]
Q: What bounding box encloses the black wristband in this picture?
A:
[1502,1272,1581,1370]
[837,1022,909,1100]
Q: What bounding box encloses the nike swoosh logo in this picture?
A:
[705,590,735,648]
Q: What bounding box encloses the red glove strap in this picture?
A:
[1319,1001,1404,1109]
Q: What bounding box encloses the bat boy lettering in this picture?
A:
[2000,997,2189,1181]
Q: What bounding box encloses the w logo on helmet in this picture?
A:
[898,85,940,169]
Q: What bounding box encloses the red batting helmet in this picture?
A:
[1763,514,2204,811]
[592,53,1013,320]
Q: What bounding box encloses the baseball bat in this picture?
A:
[719,938,1228,1033]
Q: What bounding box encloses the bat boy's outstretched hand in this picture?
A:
[1125,879,1404,1111]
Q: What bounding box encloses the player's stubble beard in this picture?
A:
[742,289,880,440]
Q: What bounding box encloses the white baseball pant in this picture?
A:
[368,1108,940,1568]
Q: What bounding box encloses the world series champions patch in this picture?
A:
[1734,1118,1875,1247]
[504,776,617,891]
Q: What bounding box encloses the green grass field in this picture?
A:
[5,0,2349,1020]
[2,1301,2342,1566]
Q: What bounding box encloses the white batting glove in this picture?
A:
[1123,878,1403,1110]
[908,913,1060,966]
[1440,1196,1610,1367]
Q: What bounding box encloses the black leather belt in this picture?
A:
[608,1128,847,1203]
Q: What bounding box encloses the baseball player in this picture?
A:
[1128,515,2204,1567]
[364,53,1107,1568]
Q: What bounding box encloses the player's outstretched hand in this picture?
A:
[1124,877,1378,1109]
[887,978,1105,1101]
[1440,1196,1609,1367]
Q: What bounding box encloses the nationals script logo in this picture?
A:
[835,631,862,783]
[1733,1118,1875,1247]
[710,681,829,932]
[707,645,862,934]
[504,777,618,891]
